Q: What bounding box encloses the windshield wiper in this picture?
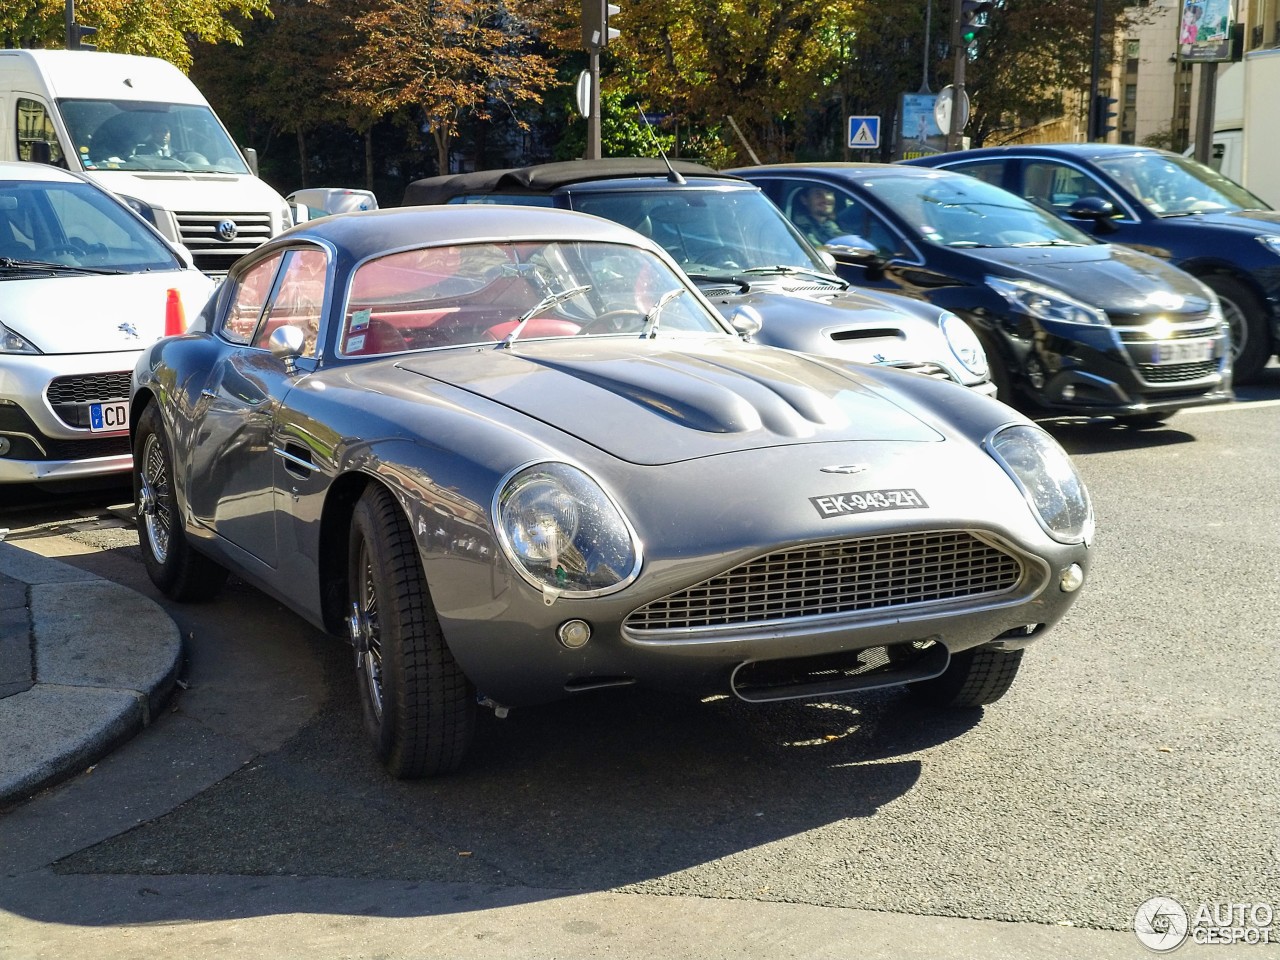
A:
[683,272,751,291]
[1007,239,1086,247]
[500,284,591,348]
[640,288,687,339]
[0,257,126,276]
[739,265,847,287]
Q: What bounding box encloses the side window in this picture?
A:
[253,247,328,357]
[830,190,905,258]
[1022,161,1120,215]
[944,161,1007,189]
[220,253,283,345]
[15,98,66,166]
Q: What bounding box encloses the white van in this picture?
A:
[0,49,291,274]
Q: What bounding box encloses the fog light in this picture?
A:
[0,436,10,456]
[557,619,592,649]
[1060,563,1085,593]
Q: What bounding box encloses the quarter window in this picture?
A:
[221,253,283,345]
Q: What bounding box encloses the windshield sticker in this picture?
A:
[811,488,928,517]
[349,308,372,331]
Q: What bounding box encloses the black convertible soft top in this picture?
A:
[402,158,735,206]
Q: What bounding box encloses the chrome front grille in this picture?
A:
[1117,323,1220,342]
[1138,360,1220,383]
[625,530,1024,633]
[175,211,273,274]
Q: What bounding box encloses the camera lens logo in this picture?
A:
[1134,896,1190,952]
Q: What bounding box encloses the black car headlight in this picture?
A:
[987,425,1093,544]
[494,461,641,599]
[986,276,1108,327]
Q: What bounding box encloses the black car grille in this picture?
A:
[1137,360,1220,383]
[175,211,273,275]
[624,530,1024,633]
[46,373,131,429]
[1116,323,1220,342]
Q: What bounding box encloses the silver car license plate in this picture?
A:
[89,401,129,433]
[1153,338,1215,364]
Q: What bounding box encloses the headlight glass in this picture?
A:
[1256,235,1280,257]
[940,311,988,377]
[0,320,39,355]
[495,461,640,598]
[986,275,1109,327]
[119,194,159,227]
[987,424,1093,543]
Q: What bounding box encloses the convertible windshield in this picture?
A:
[1096,153,1269,216]
[869,174,1095,249]
[569,188,833,278]
[337,239,724,357]
[58,99,251,175]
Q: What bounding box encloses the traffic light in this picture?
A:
[581,0,620,51]
[70,22,97,50]
[960,0,994,44]
[1091,93,1118,140]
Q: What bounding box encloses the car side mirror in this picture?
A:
[728,305,763,339]
[1065,196,1118,233]
[269,324,305,374]
[823,234,882,262]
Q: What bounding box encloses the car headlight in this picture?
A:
[940,311,988,377]
[0,320,40,355]
[118,194,180,242]
[1256,235,1280,257]
[987,424,1093,544]
[494,461,641,599]
[986,276,1109,327]
[118,193,159,227]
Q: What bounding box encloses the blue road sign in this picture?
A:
[848,116,880,150]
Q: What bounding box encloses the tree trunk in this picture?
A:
[296,128,308,188]
[433,128,449,176]
[365,128,374,191]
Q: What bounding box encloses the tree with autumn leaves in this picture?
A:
[3,0,1129,197]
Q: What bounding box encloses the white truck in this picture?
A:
[0,48,291,274]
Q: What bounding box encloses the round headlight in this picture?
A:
[495,461,640,599]
[940,311,988,377]
[987,424,1093,544]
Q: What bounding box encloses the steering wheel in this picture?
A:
[39,238,89,260]
[576,310,645,335]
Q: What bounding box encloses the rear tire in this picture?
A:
[133,404,228,601]
[911,648,1024,708]
[1204,275,1270,384]
[348,484,475,778]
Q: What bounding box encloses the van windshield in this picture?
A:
[57,99,251,175]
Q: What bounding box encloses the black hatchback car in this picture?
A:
[733,163,1232,424]
[906,144,1280,383]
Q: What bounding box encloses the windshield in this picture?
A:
[870,174,1096,248]
[568,188,831,278]
[1095,153,1269,216]
[58,99,251,175]
[0,178,179,272]
[336,239,725,357]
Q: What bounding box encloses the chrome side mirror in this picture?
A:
[728,305,764,339]
[269,324,305,374]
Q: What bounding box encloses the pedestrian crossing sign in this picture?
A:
[848,116,880,149]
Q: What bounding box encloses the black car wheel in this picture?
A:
[1204,274,1270,384]
[911,647,1024,708]
[134,404,228,601]
[348,484,475,778]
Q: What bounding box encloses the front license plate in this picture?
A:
[89,401,129,433]
[1152,338,1215,364]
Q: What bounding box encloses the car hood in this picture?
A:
[974,243,1214,314]
[0,270,215,354]
[84,170,286,213]
[1164,207,1280,233]
[699,282,942,363]
[391,338,944,465]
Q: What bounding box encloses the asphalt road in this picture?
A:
[1,371,1278,959]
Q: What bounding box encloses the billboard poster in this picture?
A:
[899,93,944,160]
[1180,0,1233,62]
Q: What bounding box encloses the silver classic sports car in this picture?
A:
[130,205,1093,778]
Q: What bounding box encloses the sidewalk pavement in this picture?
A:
[0,539,181,809]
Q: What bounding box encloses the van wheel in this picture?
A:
[1204,275,1270,384]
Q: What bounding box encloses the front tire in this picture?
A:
[911,648,1024,708]
[1204,275,1271,384]
[348,484,475,778]
[133,404,228,601]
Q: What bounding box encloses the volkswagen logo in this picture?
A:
[215,218,239,242]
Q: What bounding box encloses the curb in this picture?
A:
[0,541,182,808]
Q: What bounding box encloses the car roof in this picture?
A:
[0,160,82,184]
[905,143,1180,164]
[267,204,661,262]
[403,158,735,206]
[729,162,959,181]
